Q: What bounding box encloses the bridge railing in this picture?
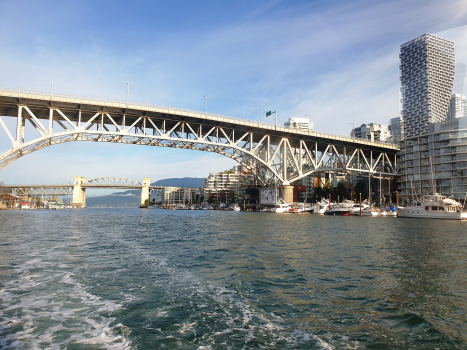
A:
[0,87,396,148]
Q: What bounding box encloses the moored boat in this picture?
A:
[266,199,292,213]
[398,194,467,220]
[324,206,351,215]
[312,201,329,214]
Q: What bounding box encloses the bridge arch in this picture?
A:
[0,90,399,187]
[84,177,142,187]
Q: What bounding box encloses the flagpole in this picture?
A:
[265,110,277,129]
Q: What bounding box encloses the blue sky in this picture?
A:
[1,0,467,189]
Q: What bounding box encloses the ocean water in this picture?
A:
[1,209,467,349]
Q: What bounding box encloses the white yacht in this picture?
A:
[398,194,467,220]
[312,201,329,214]
[229,204,241,211]
[267,199,292,213]
[349,202,370,215]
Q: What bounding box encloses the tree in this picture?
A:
[219,190,226,204]
[208,192,214,203]
[229,190,236,203]
[336,182,348,201]
[354,180,366,198]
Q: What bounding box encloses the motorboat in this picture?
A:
[379,206,397,217]
[312,201,329,214]
[349,202,370,215]
[229,204,241,211]
[324,205,351,215]
[397,194,467,220]
[267,199,292,213]
[293,203,313,213]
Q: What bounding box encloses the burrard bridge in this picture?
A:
[0,88,399,203]
[4,176,160,208]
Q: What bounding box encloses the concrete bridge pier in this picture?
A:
[283,185,294,204]
[140,177,150,206]
[72,176,86,208]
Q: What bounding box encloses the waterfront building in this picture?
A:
[388,117,403,142]
[284,118,313,132]
[397,116,467,202]
[201,167,257,203]
[447,94,466,119]
[400,34,455,138]
[350,123,391,142]
[161,187,195,205]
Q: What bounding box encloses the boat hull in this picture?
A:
[398,208,466,220]
[324,210,350,216]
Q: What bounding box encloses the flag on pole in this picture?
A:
[266,111,272,117]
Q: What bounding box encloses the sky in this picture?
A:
[1,0,467,190]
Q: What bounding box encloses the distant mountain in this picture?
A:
[151,177,205,188]
[85,177,204,207]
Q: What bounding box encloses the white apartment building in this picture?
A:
[284,118,313,132]
[201,167,257,203]
[161,187,196,204]
[397,116,467,202]
[447,94,466,119]
[400,34,455,138]
[350,123,391,142]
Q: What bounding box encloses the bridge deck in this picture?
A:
[0,88,398,152]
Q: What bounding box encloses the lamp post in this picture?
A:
[204,95,207,116]
[305,115,311,132]
[255,105,259,122]
[350,123,355,139]
[126,82,129,104]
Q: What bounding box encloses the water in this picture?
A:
[1,209,467,349]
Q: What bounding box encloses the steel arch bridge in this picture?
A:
[84,177,142,188]
[0,88,399,185]
[5,177,151,196]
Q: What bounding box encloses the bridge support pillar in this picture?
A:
[72,176,86,208]
[141,177,150,206]
[283,185,294,204]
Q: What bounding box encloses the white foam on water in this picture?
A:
[0,259,132,350]
[155,267,335,349]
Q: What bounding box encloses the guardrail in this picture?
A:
[0,87,397,148]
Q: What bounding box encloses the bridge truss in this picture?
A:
[9,186,73,196]
[0,89,399,184]
[6,177,162,196]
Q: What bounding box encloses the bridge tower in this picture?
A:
[72,176,86,208]
[140,177,150,206]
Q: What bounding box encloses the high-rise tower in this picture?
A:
[447,94,466,119]
[400,34,455,138]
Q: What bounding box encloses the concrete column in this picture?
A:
[72,176,86,208]
[283,185,294,204]
[141,177,150,206]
